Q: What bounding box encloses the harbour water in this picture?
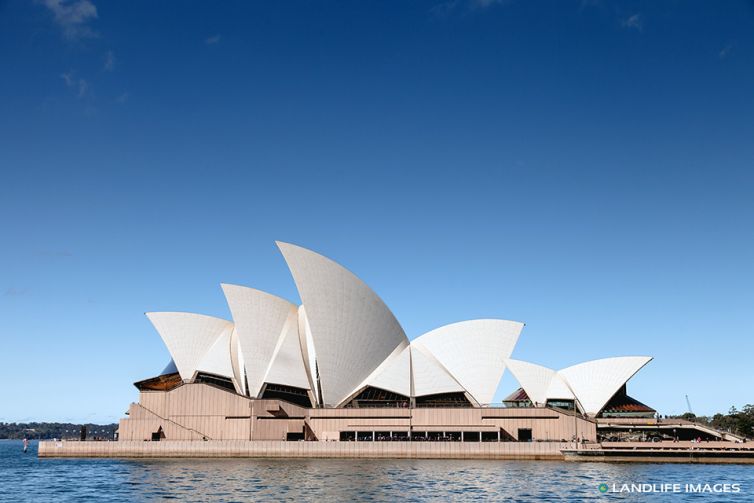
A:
[2,440,752,501]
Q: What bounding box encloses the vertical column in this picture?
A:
[249,400,256,441]
[248,401,253,441]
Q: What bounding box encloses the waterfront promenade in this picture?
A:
[38,439,754,463]
[39,440,571,460]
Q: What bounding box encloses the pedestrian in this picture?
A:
[22,437,28,454]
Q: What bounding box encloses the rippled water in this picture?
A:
[1,440,752,501]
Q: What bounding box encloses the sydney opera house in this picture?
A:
[118,241,657,444]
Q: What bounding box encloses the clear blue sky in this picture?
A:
[1,0,753,423]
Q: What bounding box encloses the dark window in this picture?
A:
[415,392,472,408]
[463,432,481,442]
[426,431,462,441]
[545,399,575,411]
[286,432,305,441]
[261,383,313,408]
[411,431,427,441]
[344,387,409,408]
[340,431,356,441]
[518,428,532,442]
[374,431,408,442]
[598,386,656,418]
[195,372,237,393]
[357,431,373,441]
[481,431,499,442]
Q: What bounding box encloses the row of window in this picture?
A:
[338,431,515,442]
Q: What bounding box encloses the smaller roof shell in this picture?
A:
[559,356,652,416]
[146,312,234,382]
[505,359,573,406]
[412,319,523,405]
[506,356,653,416]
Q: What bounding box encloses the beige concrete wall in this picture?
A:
[118,404,205,441]
[253,419,305,440]
[139,391,168,417]
[118,383,597,443]
[168,384,251,417]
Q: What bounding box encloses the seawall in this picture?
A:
[38,440,570,460]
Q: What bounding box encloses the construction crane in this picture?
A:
[685,395,694,415]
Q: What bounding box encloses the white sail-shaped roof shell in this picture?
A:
[559,356,652,416]
[195,325,235,380]
[545,372,575,400]
[142,241,659,413]
[277,241,409,407]
[221,284,299,398]
[362,343,484,400]
[229,329,246,395]
[410,344,466,397]
[355,342,411,399]
[263,307,310,390]
[297,306,320,405]
[412,319,523,405]
[506,356,652,415]
[505,359,573,406]
[146,312,234,381]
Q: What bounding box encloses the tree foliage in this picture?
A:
[0,422,118,440]
[678,404,754,438]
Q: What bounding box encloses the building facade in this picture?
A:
[118,242,652,443]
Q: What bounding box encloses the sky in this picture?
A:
[1,0,753,423]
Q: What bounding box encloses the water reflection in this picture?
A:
[1,441,751,501]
